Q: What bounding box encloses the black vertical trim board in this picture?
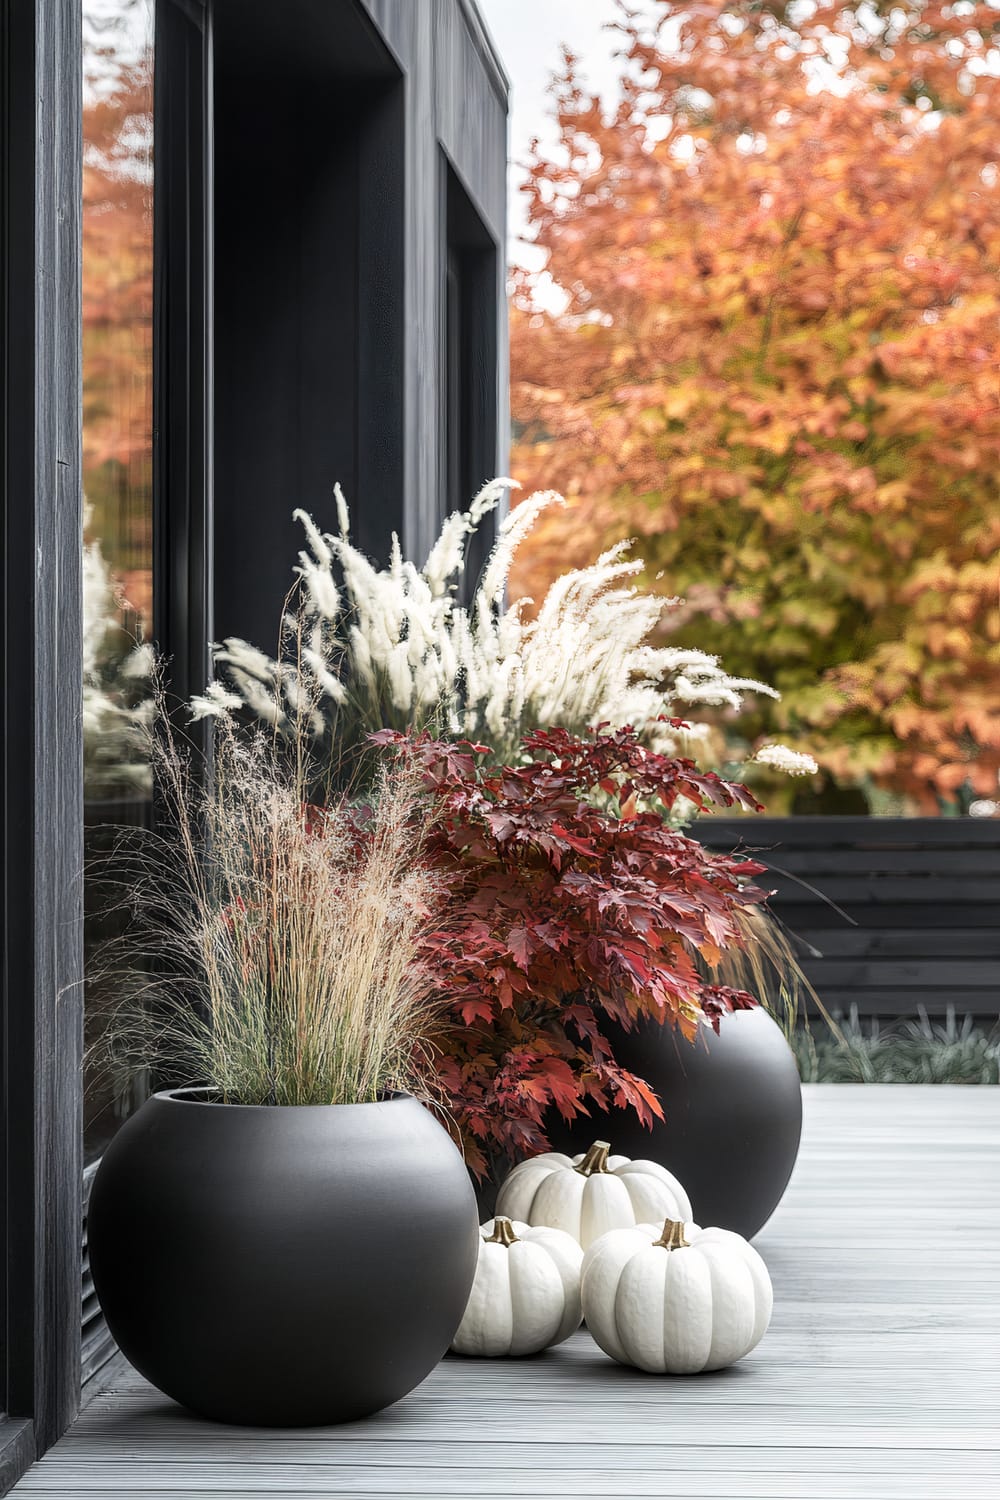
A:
[354,79,406,562]
[443,154,500,592]
[1,0,84,1472]
[154,0,214,711]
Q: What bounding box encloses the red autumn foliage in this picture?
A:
[371,725,768,1176]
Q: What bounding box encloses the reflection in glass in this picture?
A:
[82,0,156,1164]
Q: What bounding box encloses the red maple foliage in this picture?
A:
[372,725,769,1176]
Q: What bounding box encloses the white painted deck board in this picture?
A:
[13,1086,1000,1499]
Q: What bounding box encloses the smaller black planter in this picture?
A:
[547,1007,802,1238]
[88,1090,479,1426]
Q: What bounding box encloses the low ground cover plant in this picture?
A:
[794,1007,1000,1085]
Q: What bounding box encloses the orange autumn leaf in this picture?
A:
[510,2,1000,813]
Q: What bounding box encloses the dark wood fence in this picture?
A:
[699,817,1000,1020]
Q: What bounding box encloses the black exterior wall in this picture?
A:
[210,0,510,652]
[0,0,507,1488]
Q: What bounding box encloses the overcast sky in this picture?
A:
[477,0,629,264]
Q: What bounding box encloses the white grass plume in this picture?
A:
[82,512,155,797]
[196,482,796,775]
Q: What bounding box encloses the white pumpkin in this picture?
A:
[495,1140,692,1249]
[451,1216,584,1357]
[581,1216,773,1373]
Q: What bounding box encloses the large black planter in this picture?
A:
[88,1090,479,1426]
[548,1007,802,1239]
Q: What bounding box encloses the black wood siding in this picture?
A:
[360,0,509,562]
[701,817,1000,1019]
[210,0,508,652]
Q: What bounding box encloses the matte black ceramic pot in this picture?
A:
[88,1089,479,1426]
[547,1007,802,1239]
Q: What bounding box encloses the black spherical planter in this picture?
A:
[88,1090,479,1426]
[548,1008,802,1239]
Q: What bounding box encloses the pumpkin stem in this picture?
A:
[575,1140,612,1177]
[486,1216,520,1248]
[655,1218,689,1251]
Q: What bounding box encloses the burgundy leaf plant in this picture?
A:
[371,723,772,1178]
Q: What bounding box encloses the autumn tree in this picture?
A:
[510,0,1000,812]
[83,2,155,625]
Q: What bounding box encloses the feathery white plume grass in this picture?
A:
[197,483,788,781]
[82,511,155,797]
[752,743,820,776]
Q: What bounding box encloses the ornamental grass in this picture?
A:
[794,1006,1000,1086]
[191,481,812,787]
[94,680,445,1109]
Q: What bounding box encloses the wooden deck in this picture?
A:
[12,1086,1000,1499]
